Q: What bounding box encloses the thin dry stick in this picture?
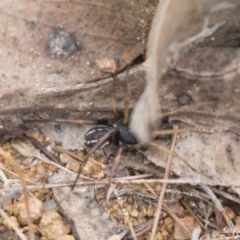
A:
[105,147,123,202]
[11,140,78,175]
[134,171,157,197]
[163,203,191,236]
[159,109,185,119]
[152,128,212,136]
[28,136,59,163]
[200,184,234,228]
[123,79,129,126]
[73,128,117,186]
[211,187,240,205]
[108,147,123,185]
[0,165,35,184]
[0,149,34,240]
[3,176,201,197]
[53,146,105,168]
[0,208,27,240]
[23,177,200,190]
[150,125,178,240]
[24,118,96,125]
[59,128,118,203]
[181,200,208,231]
[128,221,138,240]
[111,71,120,118]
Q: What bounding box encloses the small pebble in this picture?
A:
[66,160,80,173]
[39,210,71,239]
[174,216,194,240]
[13,197,43,225]
[164,217,174,233]
[131,209,139,218]
[146,204,154,217]
[97,57,116,73]
[224,206,236,220]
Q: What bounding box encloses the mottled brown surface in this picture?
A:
[0,0,157,139]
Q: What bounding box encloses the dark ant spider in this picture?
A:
[83,118,137,149]
[83,115,172,150]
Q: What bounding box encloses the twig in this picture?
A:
[121,156,165,178]
[0,165,35,184]
[181,200,208,231]
[134,171,157,197]
[128,221,138,240]
[150,125,178,240]
[211,187,240,205]
[200,184,234,228]
[0,149,34,240]
[27,136,59,163]
[0,208,27,240]
[10,177,201,191]
[152,128,212,136]
[111,70,120,118]
[53,146,105,168]
[108,147,123,185]
[24,118,96,125]
[163,203,191,236]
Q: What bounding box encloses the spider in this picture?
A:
[82,115,172,150]
[83,118,137,149]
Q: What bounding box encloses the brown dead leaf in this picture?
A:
[0,0,157,139]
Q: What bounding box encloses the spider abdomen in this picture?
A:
[83,126,112,149]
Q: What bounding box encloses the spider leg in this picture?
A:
[111,131,120,146]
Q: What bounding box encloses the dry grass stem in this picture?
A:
[111,72,120,118]
[123,79,130,126]
[134,171,158,197]
[24,118,96,125]
[0,149,34,240]
[211,187,240,205]
[0,165,35,184]
[128,221,138,240]
[108,147,123,185]
[150,125,178,240]
[0,208,27,240]
[200,184,234,228]
[53,146,105,168]
[152,128,212,136]
[181,200,208,231]
[163,203,191,236]
[21,177,201,190]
